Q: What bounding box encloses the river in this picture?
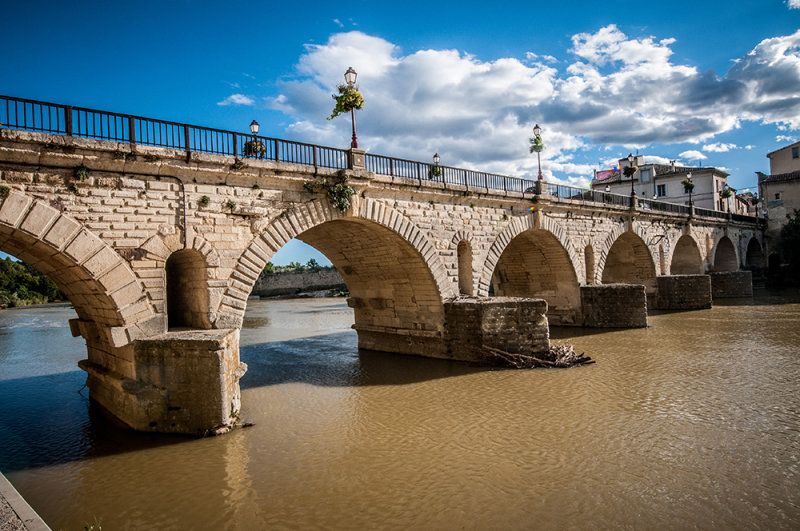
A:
[1,291,799,530]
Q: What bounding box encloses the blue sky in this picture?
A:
[2,0,799,265]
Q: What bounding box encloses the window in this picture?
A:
[775,192,782,200]
[793,147,799,159]
[640,169,651,183]
[656,184,666,197]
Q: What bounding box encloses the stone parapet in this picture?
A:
[710,271,753,299]
[654,275,712,310]
[581,284,648,328]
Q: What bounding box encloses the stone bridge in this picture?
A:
[0,107,764,435]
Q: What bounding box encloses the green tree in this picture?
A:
[779,209,800,272]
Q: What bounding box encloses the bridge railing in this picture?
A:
[0,95,763,224]
[0,95,349,170]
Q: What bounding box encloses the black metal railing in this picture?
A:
[0,95,762,224]
[0,95,350,170]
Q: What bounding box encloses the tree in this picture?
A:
[779,209,800,273]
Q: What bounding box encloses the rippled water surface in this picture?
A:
[1,292,800,530]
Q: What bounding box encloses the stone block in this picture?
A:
[710,271,753,299]
[581,284,647,328]
[0,192,32,227]
[18,200,59,237]
[654,275,712,310]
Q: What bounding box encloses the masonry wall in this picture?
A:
[654,275,712,310]
[580,284,648,328]
[710,271,753,299]
[444,297,550,363]
[251,269,345,298]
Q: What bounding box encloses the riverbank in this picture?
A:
[0,472,49,530]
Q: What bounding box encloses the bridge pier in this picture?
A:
[710,271,753,298]
[78,328,246,436]
[580,284,648,328]
[653,275,713,310]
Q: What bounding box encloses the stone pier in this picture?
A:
[710,271,754,299]
[580,284,648,328]
[654,275,712,310]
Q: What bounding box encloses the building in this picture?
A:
[766,140,800,175]
[591,155,733,212]
[757,141,800,234]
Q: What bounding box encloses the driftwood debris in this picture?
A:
[484,343,594,369]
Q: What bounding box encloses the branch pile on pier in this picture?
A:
[483,343,594,369]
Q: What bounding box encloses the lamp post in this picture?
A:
[249,120,259,136]
[687,172,693,208]
[533,124,543,181]
[605,184,611,193]
[627,153,635,197]
[432,152,441,180]
[344,67,359,149]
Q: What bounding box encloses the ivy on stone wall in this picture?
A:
[303,174,356,213]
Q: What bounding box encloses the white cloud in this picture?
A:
[788,0,800,9]
[333,18,343,28]
[268,27,800,180]
[679,150,707,161]
[702,142,738,152]
[217,94,255,106]
[776,135,798,143]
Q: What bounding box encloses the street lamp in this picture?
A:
[627,153,635,197]
[433,152,440,165]
[532,124,543,181]
[605,184,611,193]
[344,67,359,149]
[687,172,693,208]
[249,120,259,136]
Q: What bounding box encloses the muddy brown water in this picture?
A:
[1,291,799,530]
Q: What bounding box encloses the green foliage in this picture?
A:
[243,140,267,158]
[198,195,210,207]
[113,150,131,160]
[328,84,365,120]
[225,200,236,211]
[0,257,65,308]
[73,164,89,181]
[0,185,9,198]
[529,134,544,153]
[681,179,695,192]
[303,174,356,213]
[68,183,80,194]
[231,159,248,171]
[720,188,733,198]
[261,258,335,275]
[779,209,800,272]
[143,154,160,162]
[622,165,638,178]
[430,165,442,177]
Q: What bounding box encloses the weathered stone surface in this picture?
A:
[444,297,550,362]
[581,284,648,328]
[654,275,712,310]
[710,271,753,299]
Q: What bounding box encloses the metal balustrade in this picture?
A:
[0,94,762,223]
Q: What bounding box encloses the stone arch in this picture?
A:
[712,236,738,272]
[669,234,704,275]
[487,225,581,326]
[584,244,595,284]
[0,191,153,336]
[600,230,657,297]
[457,240,474,296]
[166,249,210,329]
[479,213,581,296]
[745,237,765,270]
[216,199,449,336]
[596,222,655,278]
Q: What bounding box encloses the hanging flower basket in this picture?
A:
[681,179,695,193]
[328,84,365,120]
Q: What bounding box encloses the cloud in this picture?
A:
[776,135,798,143]
[333,18,343,27]
[788,0,800,9]
[679,150,707,160]
[217,94,255,106]
[702,142,738,152]
[268,27,800,180]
